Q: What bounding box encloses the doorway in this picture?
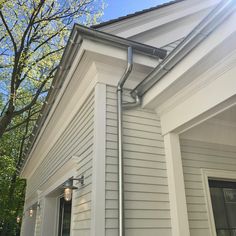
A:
[58,197,72,236]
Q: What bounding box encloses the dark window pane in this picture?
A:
[62,200,72,236]
[58,198,72,236]
[225,202,236,228]
[224,189,236,203]
[209,180,236,236]
[209,180,236,189]
[217,230,230,236]
[230,229,236,236]
[210,187,228,229]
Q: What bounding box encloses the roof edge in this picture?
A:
[92,0,184,29]
[74,24,167,59]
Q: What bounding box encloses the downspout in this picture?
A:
[117,46,133,236]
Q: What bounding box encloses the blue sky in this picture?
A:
[101,0,171,21]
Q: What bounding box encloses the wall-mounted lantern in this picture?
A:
[16,216,21,223]
[63,176,84,201]
[28,202,40,218]
[29,208,34,217]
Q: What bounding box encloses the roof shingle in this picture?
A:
[92,0,184,29]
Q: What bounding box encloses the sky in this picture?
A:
[101,0,171,22]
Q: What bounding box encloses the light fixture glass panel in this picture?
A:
[16,216,21,223]
[64,188,72,201]
[29,208,34,217]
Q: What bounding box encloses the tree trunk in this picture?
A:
[0,110,14,140]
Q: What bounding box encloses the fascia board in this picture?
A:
[81,38,158,68]
[82,39,159,89]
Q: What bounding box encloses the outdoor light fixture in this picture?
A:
[16,216,21,223]
[63,176,84,201]
[37,202,41,210]
[29,208,34,217]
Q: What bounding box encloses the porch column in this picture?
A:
[164,133,190,236]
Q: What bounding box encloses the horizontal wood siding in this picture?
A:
[181,139,236,236]
[26,91,94,236]
[106,86,171,236]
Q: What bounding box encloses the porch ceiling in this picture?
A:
[180,104,236,147]
[213,106,236,125]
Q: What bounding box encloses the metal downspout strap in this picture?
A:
[117,47,133,236]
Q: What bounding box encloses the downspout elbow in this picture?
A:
[117,47,134,91]
[123,94,141,109]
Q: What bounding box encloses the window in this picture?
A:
[209,180,236,236]
[58,197,72,236]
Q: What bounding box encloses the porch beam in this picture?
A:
[161,65,236,135]
[164,133,190,236]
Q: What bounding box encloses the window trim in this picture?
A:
[202,169,236,236]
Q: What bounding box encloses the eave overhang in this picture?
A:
[19,24,166,177]
[141,9,236,135]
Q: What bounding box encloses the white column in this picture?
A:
[41,197,58,236]
[90,83,106,236]
[164,133,190,236]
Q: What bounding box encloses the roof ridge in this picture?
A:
[91,0,184,29]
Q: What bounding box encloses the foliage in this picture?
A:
[0,0,104,137]
[0,0,104,235]
[0,119,27,236]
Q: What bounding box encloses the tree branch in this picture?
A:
[0,11,17,54]
[5,118,37,133]
[13,66,58,116]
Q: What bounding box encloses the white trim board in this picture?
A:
[90,83,106,236]
[164,133,190,236]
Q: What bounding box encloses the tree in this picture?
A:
[0,1,104,235]
[0,92,45,235]
[0,0,104,139]
[0,108,30,236]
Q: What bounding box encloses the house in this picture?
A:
[19,0,236,235]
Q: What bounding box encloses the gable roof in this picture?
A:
[92,0,184,29]
[19,24,166,176]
